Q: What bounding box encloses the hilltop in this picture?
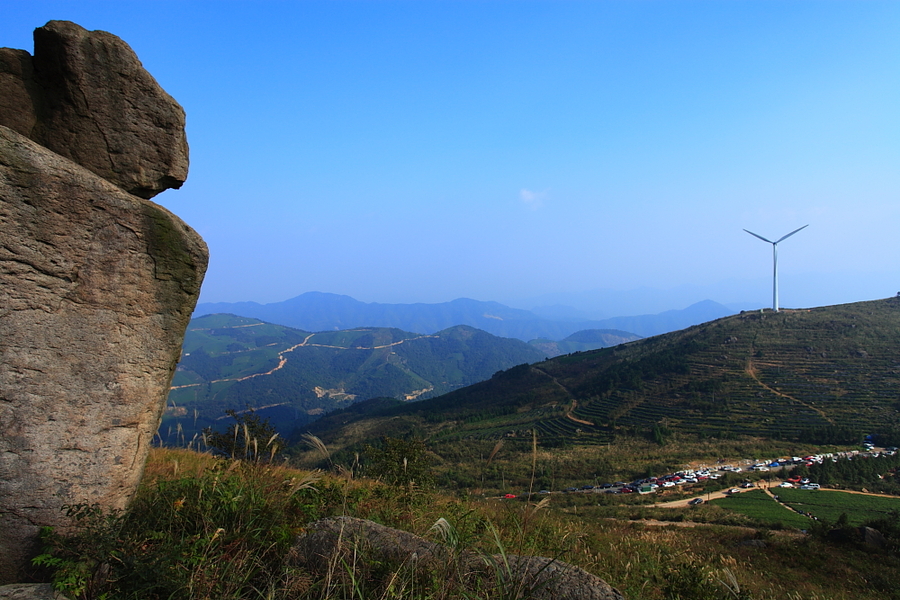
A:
[299,298,900,452]
[528,328,643,357]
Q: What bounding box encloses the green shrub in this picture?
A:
[35,460,319,599]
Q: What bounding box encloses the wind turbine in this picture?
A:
[744,225,808,312]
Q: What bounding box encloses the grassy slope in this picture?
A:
[44,447,900,600]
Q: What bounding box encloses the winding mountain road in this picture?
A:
[171,329,439,389]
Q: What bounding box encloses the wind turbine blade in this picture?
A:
[743,229,774,244]
[775,224,809,244]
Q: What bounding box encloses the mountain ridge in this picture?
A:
[194,292,735,342]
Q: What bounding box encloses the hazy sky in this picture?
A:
[4,2,899,313]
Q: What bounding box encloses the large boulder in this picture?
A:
[0,22,206,584]
[292,517,626,600]
[0,21,188,199]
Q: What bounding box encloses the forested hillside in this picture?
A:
[162,314,545,444]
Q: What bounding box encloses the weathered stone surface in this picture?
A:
[826,526,888,549]
[0,21,188,199]
[0,125,207,583]
[858,526,887,548]
[0,48,39,136]
[0,584,69,600]
[292,517,626,600]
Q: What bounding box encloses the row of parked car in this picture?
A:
[504,444,891,499]
[560,466,732,496]
[776,476,821,490]
[560,457,837,496]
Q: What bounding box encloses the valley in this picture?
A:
[161,314,547,444]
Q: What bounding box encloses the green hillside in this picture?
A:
[162,314,546,444]
[300,298,900,451]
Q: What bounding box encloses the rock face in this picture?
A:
[0,22,207,584]
[0,21,188,199]
[292,517,626,600]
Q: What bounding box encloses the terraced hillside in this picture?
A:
[301,298,900,449]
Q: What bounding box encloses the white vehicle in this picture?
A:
[800,483,821,490]
[778,482,793,488]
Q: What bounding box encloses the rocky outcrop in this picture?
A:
[826,525,888,549]
[292,517,626,600]
[0,583,69,600]
[0,21,188,199]
[0,22,206,584]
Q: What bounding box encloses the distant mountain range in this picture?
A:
[194,292,736,342]
[298,297,900,453]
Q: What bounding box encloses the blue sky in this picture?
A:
[4,1,899,314]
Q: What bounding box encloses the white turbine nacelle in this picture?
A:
[744,225,808,312]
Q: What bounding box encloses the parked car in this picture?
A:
[800,483,821,490]
[688,498,704,505]
[503,494,516,499]
[726,488,741,495]
[778,482,793,488]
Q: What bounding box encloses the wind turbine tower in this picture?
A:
[744,225,808,312]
